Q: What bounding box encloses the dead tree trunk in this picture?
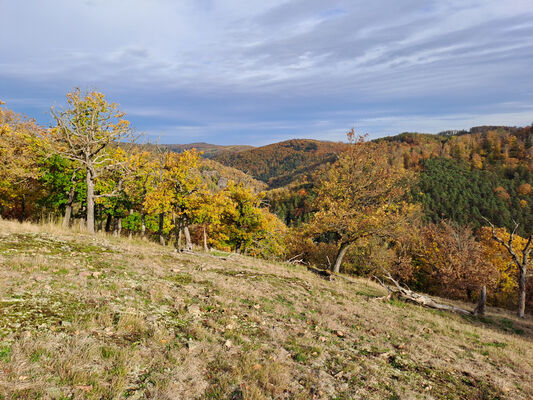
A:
[377,272,473,315]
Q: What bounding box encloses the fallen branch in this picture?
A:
[377,271,473,315]
[286,253,305,264]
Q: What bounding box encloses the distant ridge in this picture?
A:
[213,139,348,188]
[164,142,254,159]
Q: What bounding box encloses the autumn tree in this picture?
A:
[417,221,497,301]
[307,129,414,273]
[165,150,201,251]
[143,149,201,248]
[0,103,43,221]
[51,89,134,233]
[483,220,532,317]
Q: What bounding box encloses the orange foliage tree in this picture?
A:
[417,221,497,301]
[307,129,415,273]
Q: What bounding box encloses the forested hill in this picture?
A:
[164,142,254,159]
[265,126,533,233]
[212,139,348,188]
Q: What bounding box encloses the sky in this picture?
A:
[1,0,533,145]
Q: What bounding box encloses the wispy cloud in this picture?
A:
[1,0,532,144]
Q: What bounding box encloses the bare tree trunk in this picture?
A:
[63,177,76,228]
[117,217,122,235]
[474,286,487,316]
[113,217,119,236]
[86,169,95,234]
[105,214,112,232]
[141,213,146,240]
[158,212,165,246]
[177,227,182,251]
[518,266,526,318]
[128,209,134,239]
[184,226,193,251]
[333,242,350,273]
[203,225,209,252]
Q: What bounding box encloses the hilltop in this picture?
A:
[213,139,348,188]
[0,219,532,399]
[164,143,254,159]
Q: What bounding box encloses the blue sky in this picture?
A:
[1,0,533,145]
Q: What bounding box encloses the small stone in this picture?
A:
[253,363,262,370]
[334,371,344,379]
[224,339,232,348]
[253,304,260,309]
[335,330,345,337]
[319,336,328,342]
[187,305,201,317]
[92,271,102,278]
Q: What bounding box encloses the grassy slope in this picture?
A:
[0,220,532,400]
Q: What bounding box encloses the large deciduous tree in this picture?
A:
[51,89,133,233]
[308,129,414,273]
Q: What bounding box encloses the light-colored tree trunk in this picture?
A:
[184,226,193,251]
[86,168,95,234]
[62,205,72,228]
[333,242,350,273]
[141,213,146,240]
[203,225,209,252]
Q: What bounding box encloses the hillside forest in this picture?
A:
[1,90,532,318]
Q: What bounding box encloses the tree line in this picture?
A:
[0,90,285,258]
[1,90,532,317]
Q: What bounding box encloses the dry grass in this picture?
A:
[0,218,532,399]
